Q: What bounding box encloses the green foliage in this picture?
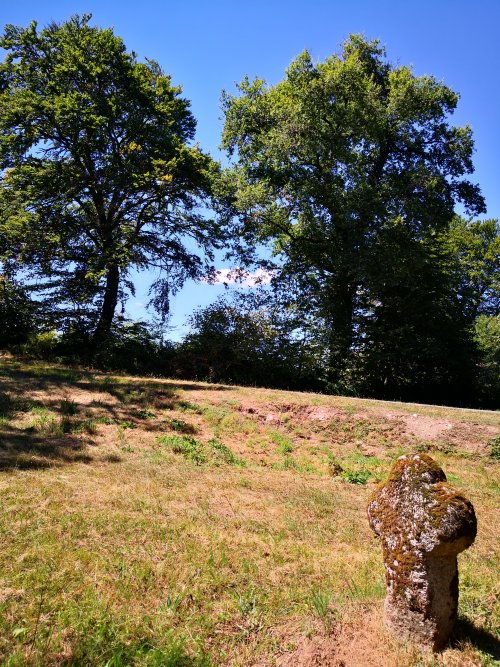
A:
[174,400,204,414]
[309,588,338,631]
[156,434,244,467]
[26,405,98,436]
[60,399,78,416]
[448,218,500,318]
[167,417,197,434]
[130,409,157,420]
[177,291,322,390]
[63,605,211,667]
[208,438,245,466]
[90,318,175,373]
[0,276,39,347]
[354,223,479,404]
[270,430,294,454]
[118,421,136,430]
[23,316,177,374]
[340,469,372,485]
[157,435,207,464]
[222,34,485,398]
[0,15,224,343]
[18,331,60,358]
[474,315,500,408]
[489,436,500,460]
[0,22,497,408]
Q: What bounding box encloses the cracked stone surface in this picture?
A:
[367,454,477,651]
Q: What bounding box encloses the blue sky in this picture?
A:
[2,1,499,339]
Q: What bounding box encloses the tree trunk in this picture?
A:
[93,264,120,345]
[326,278,355,388]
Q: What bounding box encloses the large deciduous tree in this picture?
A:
[222,35,485,389]
[0,15,222,344]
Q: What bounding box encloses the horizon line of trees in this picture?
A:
[0,16,498,408]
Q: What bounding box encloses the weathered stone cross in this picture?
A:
[367,454,477,651]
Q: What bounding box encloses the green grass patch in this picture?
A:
[157,435,206,464]
[130,409,157,420]
[174,400,204,414]
[60,398,78,415]
[269,430,294,454]
[166,418,197,434]
[156,435,244,467]
[208,438,246,467]
[489,435,500,460]
[339,469,372,485]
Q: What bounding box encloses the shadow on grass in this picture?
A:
[1,360,213,411]
[0,425,95,471]
[92,377,230,394]
[0,358,230,393]
[452,616,500,661]
[0,359,229,472]
[1,361,228,425]
[0,360,93,386]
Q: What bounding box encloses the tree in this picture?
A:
[446,217,500,318]
[177,291,322,388]
[355,223,479,404]
[473,314,500,407]
[222,35,485,389]
[444,217,499,406]
[0,15,222,345]
[0,275,38,347]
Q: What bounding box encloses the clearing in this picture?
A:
[0,357,498,666]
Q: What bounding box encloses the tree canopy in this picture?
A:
[222,35,486,390]
[0,14,223,343]
[0,20,497,407]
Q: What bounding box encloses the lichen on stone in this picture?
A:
[367,454,476,651]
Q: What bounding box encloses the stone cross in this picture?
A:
[367,454,477,651]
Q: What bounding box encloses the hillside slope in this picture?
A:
[0,358,498,666]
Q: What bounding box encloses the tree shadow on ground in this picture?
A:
[0,360,225,472]
[0,358,230,394]
[0,425,94,472]
[1,358,227,419]
[451,617,500,661]
[0,363,229,437]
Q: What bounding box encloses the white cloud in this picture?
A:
[203,268,275,288]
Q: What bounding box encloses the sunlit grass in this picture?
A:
[0,358,498,666]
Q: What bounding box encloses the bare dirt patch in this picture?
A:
[397,412,455,440]
[239,402,347,425]
[273,609,408,667]
[236,399,498,457]
[276,633,340,667]
[381,411,498,454]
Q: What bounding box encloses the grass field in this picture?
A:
[0,357,498,666]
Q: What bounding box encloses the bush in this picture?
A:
[474,315,500,408]
[0,277,39,347]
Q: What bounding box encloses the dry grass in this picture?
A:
[0,358,498,666]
